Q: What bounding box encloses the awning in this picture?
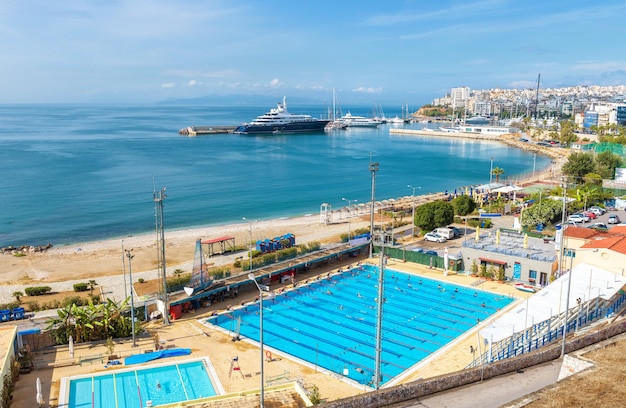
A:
[479,257,507,265]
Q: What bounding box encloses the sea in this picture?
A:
[0,103,551,247]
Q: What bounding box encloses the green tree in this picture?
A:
[452,194,476,216]
[562,152,595,184]
[594,150,623,179]
[87,280,98,297]
[558,120,578,146]
[414,200,455,233]
[12,291,23,303]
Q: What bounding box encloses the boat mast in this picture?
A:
[534,73,541,120]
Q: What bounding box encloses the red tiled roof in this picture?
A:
[565,226,600,239]
[581,235,626,255]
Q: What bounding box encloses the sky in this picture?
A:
[1,0,626,105]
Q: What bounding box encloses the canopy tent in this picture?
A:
[474,183,505,192]
[480,263,626,343]
[492,184,523,193]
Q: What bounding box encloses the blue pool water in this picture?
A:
[67,360,216,408]
[209,265,513,386]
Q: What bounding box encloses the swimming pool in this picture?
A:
[60,358,220,408]
[208,264,513,386]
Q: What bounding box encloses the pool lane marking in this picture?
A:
[135,370,143,408]
[113,373,119,408]
[176,364,190,400]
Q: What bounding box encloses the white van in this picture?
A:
[433,227,455,240]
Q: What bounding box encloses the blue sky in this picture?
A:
[1,0,625,105]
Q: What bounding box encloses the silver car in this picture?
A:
[424,232,447,243]
[608,215,621,224]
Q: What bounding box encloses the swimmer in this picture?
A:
[366,274,371,279]
[157,380,161,390]
[473,292,477,297]
[357,292,363,298]
[481,302,486,307]
[418,280,422,285]
[454,288,458,293]
[437,284,442,289]
[326,290,333,295]
[339,305,344,310]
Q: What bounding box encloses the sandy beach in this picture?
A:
[0,142,568,302]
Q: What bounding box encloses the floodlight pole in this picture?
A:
[248,273,265,408]
[154,187,169,325]
[374,227,391,390]
[489,157,494,184]
[121,239,127,300]
[125,249,137,347]
[369,158,379,258]
[561,248,575,357]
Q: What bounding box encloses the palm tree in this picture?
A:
[491,167,505,182]
[12,291,23,303]
[87,280,98,297]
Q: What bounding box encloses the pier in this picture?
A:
[179,126,237,136]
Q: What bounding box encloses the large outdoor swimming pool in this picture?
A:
[61,358,220,408]
[208,264,513,386]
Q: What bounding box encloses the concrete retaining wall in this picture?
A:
[321,319,626,407]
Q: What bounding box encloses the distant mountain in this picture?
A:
[157,94,325,106]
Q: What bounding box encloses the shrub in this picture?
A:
[24,286,52,296]
[62,296,83,307]
[26,301,40,312]
[138,278,145,283]
[73,283,88,292]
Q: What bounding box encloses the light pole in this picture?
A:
[342,198,357,241]
[125,249,137,347]
[153,186,169,325]
[248,273,265,408]
[374,227,391,389]
[407,185,421,238]
[561,248,575,357]
[532,153,537,180]
[369,158,379,258]
[242,217,254,272]
[121,240,127,300]
[489,157,494,184]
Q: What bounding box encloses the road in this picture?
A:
[386,360,562,408]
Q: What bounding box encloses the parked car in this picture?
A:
[588,222,608,230]
[583,211,597,219]
[424,232,446,243]
[568,213,588,223]
[588,206,606,215]
[447,226,461,237]
[608,214,621,224]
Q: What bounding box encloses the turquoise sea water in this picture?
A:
[0,104,550,246]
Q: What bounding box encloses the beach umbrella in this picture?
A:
[496,229,501,245]
[36,377,43,406]
[69,335,74,358]
[524,233,529,249]
[475,226,480,241]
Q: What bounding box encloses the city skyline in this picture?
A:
[1,0,626,105]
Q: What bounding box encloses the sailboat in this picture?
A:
[184,239,214,296]
[325,88,347,130]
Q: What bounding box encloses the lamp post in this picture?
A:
[153,186,169,325]
[248,273,265,408]
[242,217,254,273]
[125,249,137,347]
[489,157,494,184]
[369,158,379,258]
[532,153,537,180]
[407,185,421,238]
[342,198,357,241]
[561,248,576,357]
[121,240,127,300]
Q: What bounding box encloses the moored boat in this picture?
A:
[514,283,536,293]
[233,97,329,134]
[338,112,381,128]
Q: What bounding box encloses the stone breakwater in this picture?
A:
[1,244,53,255]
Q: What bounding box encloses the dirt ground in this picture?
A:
[523,336,626,407]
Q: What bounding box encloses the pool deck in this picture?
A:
[13,254,530,408]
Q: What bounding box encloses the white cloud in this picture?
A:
[188,80,198,86]
[269,78,281,87]
[352,86,383,94]
[161,82,176,88]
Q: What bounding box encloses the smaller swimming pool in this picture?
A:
[59,358,222,408]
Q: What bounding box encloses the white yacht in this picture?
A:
[338,112,381,128]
